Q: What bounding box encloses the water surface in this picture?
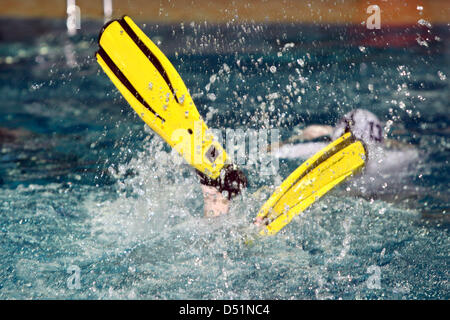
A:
[0,18,448,299]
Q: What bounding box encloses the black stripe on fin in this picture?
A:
[118,17,180,104]
[291,134,357,185]
[269,134,361,216]
[97,47,165,122]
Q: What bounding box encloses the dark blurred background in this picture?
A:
[0,0,448,24]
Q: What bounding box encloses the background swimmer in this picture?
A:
[274,109,421,199]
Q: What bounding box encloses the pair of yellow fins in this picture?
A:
[96,16,367,236]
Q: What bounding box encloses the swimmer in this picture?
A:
[274,109,420,198]
[274,109,384,159]
[97,17,401,220]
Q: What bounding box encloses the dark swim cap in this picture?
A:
[197,164,247,200]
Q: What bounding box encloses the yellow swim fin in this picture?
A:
[96,16,227,179]
[256,132,367,236]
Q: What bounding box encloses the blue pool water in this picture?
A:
[0,18,448,299]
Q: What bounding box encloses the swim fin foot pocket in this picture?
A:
[96,15,230,181]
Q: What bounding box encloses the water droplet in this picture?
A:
[207,93,216,101]
[437,71,447,81]
[416,36,429,47]
[418,18,431,28]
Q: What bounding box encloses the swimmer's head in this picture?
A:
[331,109,384,145]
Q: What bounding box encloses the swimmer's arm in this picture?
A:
[299,125,333,140]
[268,125,333,151]
[275,141,328,159]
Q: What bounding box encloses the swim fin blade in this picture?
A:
[96,16,227,179]
[256,132,367,236]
